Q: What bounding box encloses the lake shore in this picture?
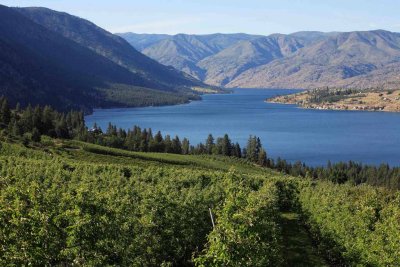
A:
[267,89,400,112]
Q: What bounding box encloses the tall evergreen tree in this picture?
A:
[20,105,34,133]
[232,142,242,158]
[150,131,165,152]
[172,136,182,154]
[182,138,190,155]
[246,135,257,162]
[42,106,55,136]
[0,97,11,127]
[221,134,232,156]
[205,134,215,154]
[258,148,267,166]
[164,135,173,153]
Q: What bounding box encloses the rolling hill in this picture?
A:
[120,30,400,89]
[0,5,205,111]
[1,132,399,265]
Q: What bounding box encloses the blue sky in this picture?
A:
[2,0,400,35]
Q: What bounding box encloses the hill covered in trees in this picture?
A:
[0,5,210,112]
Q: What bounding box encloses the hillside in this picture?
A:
[230,30,400,89]
[1,136,399,266]
[197,35,304,86]
[0,5,205,111]
[120,30,400,89]
[0,96,398,265]
[119,33,261,80]
[15,7,204,90]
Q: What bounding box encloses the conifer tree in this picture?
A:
[42,106,55,136]
[182,138,190,155]
[205,134,215,154]
[150,131,165,152]
[0,97,11,127]
[258,148,267,166]
[172,135,182,154]
[9,118,22,137]
[221,134,232,156]
[233,142,242,158]
[164,135,173,153]
[246,135,257,162]
[31,127,41,142]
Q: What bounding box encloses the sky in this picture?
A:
[2,0,400,35]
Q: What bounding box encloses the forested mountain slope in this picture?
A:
[15,7,204,90]
[0,5,205,111]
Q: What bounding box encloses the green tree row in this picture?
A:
[0,156,227,266]
[1,96,399,189]
[298,180,400,266]
[194,175,283,266]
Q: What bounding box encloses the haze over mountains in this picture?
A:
[119,30,400,89]
[0,5,205,111]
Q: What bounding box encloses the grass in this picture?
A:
[280,212,328,267]
[57,140,275,175]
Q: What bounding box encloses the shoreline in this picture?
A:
[266,100,400,113]
[267,89,400,113]
[85,88,231,115]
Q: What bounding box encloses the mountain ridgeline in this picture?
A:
[0,5,207,111]
[119,30,400,89]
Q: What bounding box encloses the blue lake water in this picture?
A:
[85,89,400,166]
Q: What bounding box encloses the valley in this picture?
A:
[0,1,399,266]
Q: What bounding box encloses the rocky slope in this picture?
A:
[120,30,400,89]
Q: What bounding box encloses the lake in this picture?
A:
[85,89,400,166]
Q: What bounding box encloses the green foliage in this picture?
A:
[0,139,278,266]
[194,175,283,266]
[308,88,360,103]
[0,100,85,144]
[271,158,400,190]
[97,84,198,108]
[0,154,227,266]
[0,97,399,266]
[0,139,398,266]
[298,181,400,266]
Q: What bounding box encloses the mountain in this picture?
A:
[119,33,171,51]
[121,30,400,89]
[0,5,204,111]
[118,33,260,80]
[229,30,400,89]
[197,35,304,86]
[14,7,205,91]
